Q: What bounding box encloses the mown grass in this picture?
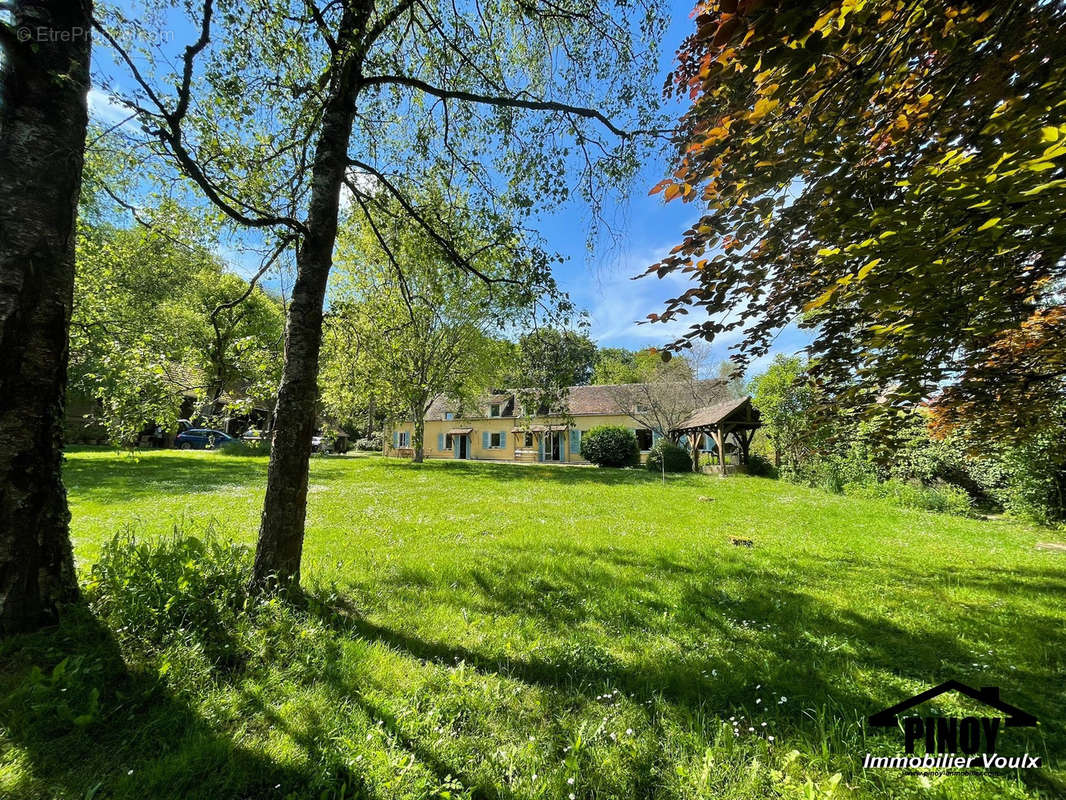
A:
[1,447,1064,800]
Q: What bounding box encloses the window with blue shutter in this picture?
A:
[570,429,580,455]
[482,431,490,449]
[393,431,399,448]
[438,433,445,450]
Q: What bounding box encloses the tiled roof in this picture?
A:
[675,397,755,430]
[425,379,728,420]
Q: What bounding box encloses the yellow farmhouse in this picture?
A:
[384,381,760,467]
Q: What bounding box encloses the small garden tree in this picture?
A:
[604,351,723,442]
[322,192,560,463]
[748,355,818,468]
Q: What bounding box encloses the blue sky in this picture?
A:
[515,0,811,374]
[86,0,811,378]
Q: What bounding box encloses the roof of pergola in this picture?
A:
[673,397,761,433]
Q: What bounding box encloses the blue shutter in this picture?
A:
[483,431,490,449]
[680,434,688,447]
[438,433,444,450]
[538,434,544,462]
[393,431,399,448]
[570,429,580,455]
[652,429,661,445]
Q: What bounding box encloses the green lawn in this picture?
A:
[2,447,1064,799]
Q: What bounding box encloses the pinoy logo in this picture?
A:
[865,680,1041,770]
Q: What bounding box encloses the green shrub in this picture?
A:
[355,431,383,451]
[845,479,972,516]
[86,522,252,669]
[219,439,268,456]
[745,452,778,478]
[645,439,692,473]
[957,427,1066,525]
[580,425,639,468]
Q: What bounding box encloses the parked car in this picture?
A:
[175,428,234,450]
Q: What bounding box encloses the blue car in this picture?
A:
[175,428,234,450]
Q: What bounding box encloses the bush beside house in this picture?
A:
[580,426,640,468]
[645,439,691,473]
[355,431,384,451]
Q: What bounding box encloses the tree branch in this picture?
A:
[173,0,214,125]
[363,0,418,52]
[361,74,631,138]
[347,157,518,289]
[346,181,418,323]
[210,234,297,326]
[92,14,308,234]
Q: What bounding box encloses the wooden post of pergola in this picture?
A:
[673,398,762,476]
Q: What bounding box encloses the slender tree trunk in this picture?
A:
[0,0,92,635]
[250,5,368,590]
[411,410,425,463]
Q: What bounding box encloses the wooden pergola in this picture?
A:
[673,397,762,473]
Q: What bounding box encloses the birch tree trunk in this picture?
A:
[249,3,368,590]
[0,0,92,634]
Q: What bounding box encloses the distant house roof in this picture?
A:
[424,379,728,421]
[675,397,758,431]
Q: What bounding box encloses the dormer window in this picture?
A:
[445,412,454,420]
[490,404,501,417]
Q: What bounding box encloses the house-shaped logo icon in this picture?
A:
[869,680,1037,728]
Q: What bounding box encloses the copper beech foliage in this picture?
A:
[645,0,1066,438]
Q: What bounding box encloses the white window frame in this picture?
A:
[398,431,410,447]
[490,404,501,417]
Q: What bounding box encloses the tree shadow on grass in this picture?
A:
[63,451,354,504]
[377,457,693,488]
[299,548,1066,798]
[0,605,312,800]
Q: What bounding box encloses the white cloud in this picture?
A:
[571,241,813,376]
[575,240,731,350]
[88,87,137,127]
[339,168,380,212]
